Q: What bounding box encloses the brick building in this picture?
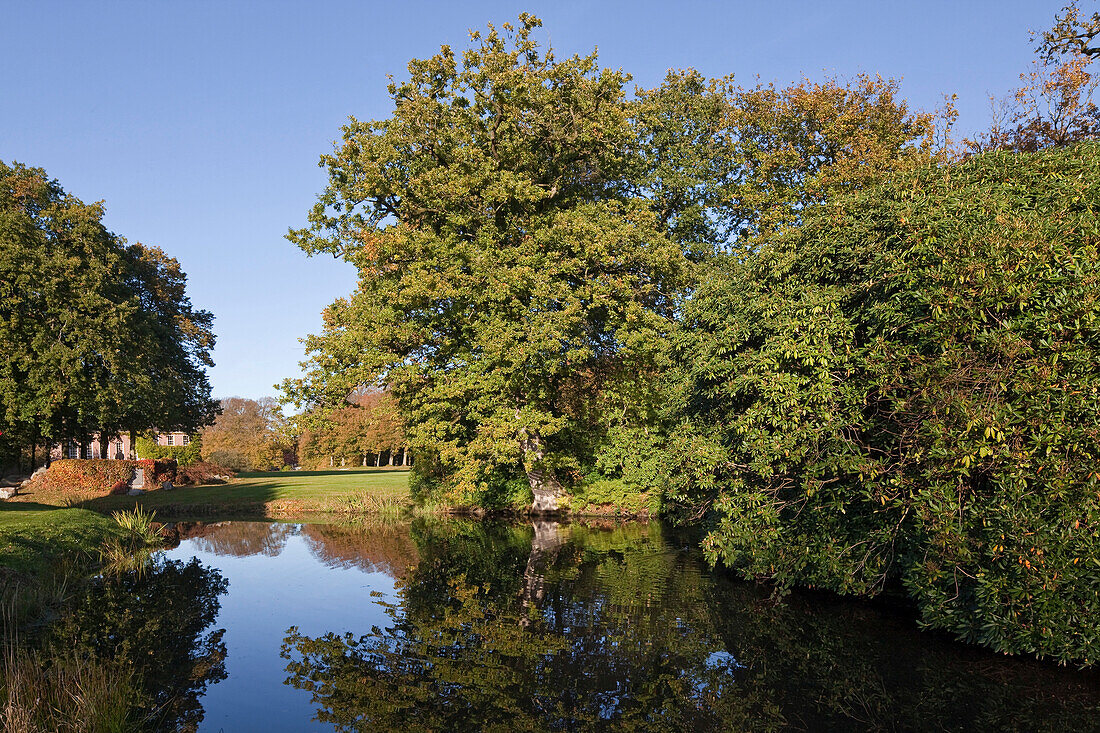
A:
[50,432,193,461]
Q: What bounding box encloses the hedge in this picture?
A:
[27,459,178,497]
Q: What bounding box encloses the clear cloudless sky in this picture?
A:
[3,1,1064,401]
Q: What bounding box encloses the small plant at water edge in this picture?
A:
[111,506,162,547]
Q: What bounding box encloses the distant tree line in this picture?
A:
[0,162,217,473]
[165,393,408,473]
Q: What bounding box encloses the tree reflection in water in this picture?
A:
[190,520,296,557]
[46,557,229,732]
[301,521,420,578]
[282,519,1100,732]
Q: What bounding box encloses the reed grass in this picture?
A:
[0,506,170,732]
[338,492,412,517]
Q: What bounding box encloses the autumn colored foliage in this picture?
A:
[200,397,290,472]
[296,390,406,469]
[26,459,177,498]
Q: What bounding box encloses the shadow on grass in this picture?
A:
[0,501,63,512]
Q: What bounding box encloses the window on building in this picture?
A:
[167,435,174,446]
[68,444,79,459]
[182,435,190,446]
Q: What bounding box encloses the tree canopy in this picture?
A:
[0,161,217,465]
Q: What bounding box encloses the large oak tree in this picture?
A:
[284,16,686,510]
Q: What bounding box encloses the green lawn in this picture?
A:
[0,507,126,574]
[82,467,413,517]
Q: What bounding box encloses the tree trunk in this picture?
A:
[519,429,563,513]
[389,450,396,466]
[403,449,410,466]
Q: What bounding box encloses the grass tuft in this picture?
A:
[111,506,161,545]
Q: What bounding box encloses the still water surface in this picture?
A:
[100,519,1100,730]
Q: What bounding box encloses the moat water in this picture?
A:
[48,519,1100,730]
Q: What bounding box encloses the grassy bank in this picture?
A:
[80,467,413,519]
[0,507,128,576]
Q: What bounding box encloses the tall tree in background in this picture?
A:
[296,389,406,468]
[0,161,217,468]
[284,16,686,510]
[201,397,287,472]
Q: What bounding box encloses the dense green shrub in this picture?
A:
[135,435,201,465]
[568,478,660,515]
[407,447,533,510]
[672,142,1100,664]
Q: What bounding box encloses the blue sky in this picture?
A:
[3,1,1062,401]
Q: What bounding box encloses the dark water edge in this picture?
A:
[11,518,1100,731]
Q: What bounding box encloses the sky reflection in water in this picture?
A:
[162,522,400,732]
